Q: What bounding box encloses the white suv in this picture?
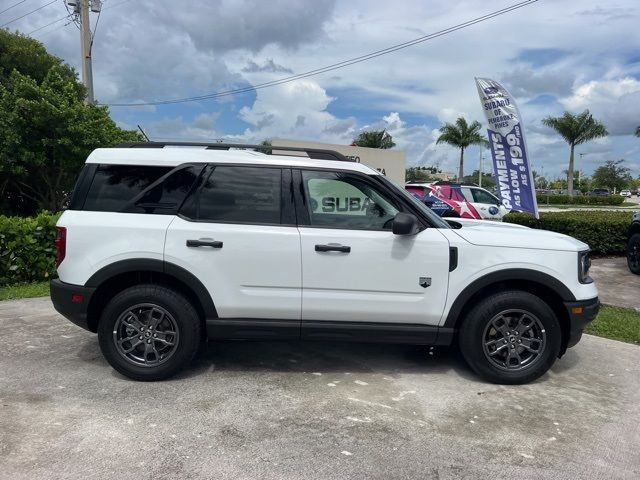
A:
[51,142,599,384]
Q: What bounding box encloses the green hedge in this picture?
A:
[504,211,633,254]
[536,194,625,206]
[0,212,60,286]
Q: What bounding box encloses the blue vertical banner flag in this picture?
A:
[475,78,539,218]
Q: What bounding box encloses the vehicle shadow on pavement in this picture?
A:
[77,336,577,384]
[182,340,481,382]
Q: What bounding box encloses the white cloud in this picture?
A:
[559,78,640,136]
[15,0,640,178]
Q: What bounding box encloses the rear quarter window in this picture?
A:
[82,165,173,212]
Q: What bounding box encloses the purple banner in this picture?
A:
[475,78,538,218]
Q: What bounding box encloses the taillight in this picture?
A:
[54,227,67,267]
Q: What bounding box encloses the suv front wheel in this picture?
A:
[459,290,561,384]
[98,284,202,381]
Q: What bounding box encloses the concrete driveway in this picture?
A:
[590,257,640,310]
[1,297,639,480]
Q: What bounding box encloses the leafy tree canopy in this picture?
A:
[541,110,608,195]
[0,30,140,214]
[591,159,632,191]
[435,117,487,180]
[353,130,396,149]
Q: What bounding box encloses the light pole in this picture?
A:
[478,148,484,188]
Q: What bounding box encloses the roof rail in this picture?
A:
[114,141,353,162]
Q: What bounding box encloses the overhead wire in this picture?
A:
[27,13,70,34]
[0,0,30,16]
[105,0,539,107]
[0,0,56,28]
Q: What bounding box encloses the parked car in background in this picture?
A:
[589,188,611,196]
[628,211,640,275]
[620,189,632,198]
[404,183,459,217]
[406,182,508,220]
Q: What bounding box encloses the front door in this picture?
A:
[296,169,451,326]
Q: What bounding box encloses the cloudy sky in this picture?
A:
[4,0,640,178]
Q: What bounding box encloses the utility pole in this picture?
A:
[68,1,101,104]
[79,0,94,104]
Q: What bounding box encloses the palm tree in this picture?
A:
[435,117,486,181]
[352,130,396,149]
[542,110,608,195]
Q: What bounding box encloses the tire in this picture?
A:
[98,284,202,381]
[458,290,561,384]
[627,233,640,275]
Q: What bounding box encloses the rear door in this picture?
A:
[164,165,302,320]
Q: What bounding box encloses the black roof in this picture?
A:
[115,141,352,162]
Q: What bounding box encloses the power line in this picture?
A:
[32,0,131,37]
[102,0,131,10]
[34,17,73,36]
[106,0,539,107]
[0,0,29,17]
[63,0,80,29]
[27,13,70,34]
[90,1,102,47]
[1,0,56,28]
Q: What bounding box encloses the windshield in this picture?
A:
[377,176,450,229]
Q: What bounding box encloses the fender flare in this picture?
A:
[85,259,217,318]
[443,268,575,328]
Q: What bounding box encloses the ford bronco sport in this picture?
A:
[51,142,599,384]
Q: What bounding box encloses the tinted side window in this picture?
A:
[83,165,171,212]
[301,170,400,230]
[460,187,475,203]
[181,166,282,224]
[471,188,499,205]
[125,165,204,214]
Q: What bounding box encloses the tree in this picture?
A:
[435,117,486,181]
[591,159,632,192]
[532,170,549,190]
[255,140,272,154]
[0,31,139,214]
[405,167,429,182]
[462,171,496,189]
[352,130,395,149]
[541,110,608,195]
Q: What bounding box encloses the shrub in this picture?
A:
[535,194,624,206]
[0,212,60,286]
[504,211,633,254]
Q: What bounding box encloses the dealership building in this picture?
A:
[274,139,406,184]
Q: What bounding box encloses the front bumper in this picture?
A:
[50,279,95,331]
[564,296,600,348]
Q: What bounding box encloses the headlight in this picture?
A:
[578,251,592,284]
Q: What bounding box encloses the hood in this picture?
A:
[448,218,589,252]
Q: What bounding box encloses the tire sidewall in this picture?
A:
[98,285,201,381]
[627,233,640,275]
[459,291,561,384]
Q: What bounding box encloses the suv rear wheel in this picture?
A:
[459,290,561,384]
[98,284,201,381]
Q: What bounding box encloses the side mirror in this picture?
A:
[392,212,420,235]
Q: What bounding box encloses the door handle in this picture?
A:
[315,244,351,253]
[186,239,223,248]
